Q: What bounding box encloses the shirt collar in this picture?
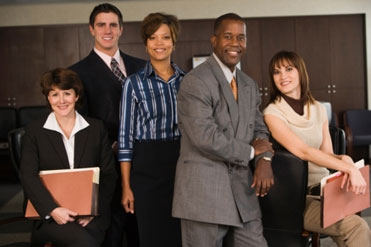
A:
[93,48,127,76]
[43,111,90,138]
[212,53,236,84]
[143,61,185,81]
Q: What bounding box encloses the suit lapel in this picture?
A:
[88,51,122,85]
[45,130,70,169]
[235,71,252,138]
[74,127,89,168]
[208,56,239,134]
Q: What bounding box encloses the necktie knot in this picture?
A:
[230,77,238,101]
[111,58,126,84]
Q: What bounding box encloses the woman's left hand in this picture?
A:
[77,217,94,227]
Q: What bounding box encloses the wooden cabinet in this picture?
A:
[0,25,80,107]
[0,15,366,119]
[295,15,366,116]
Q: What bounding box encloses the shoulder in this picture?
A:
[263,100,288,122]
[311,101,328,122]
[121,52,146,66]
[263,102,280,116]
[69,52,95,71]
[83,116,104,130]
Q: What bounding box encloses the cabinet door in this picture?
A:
[0,27,45,107]
[296,16,332,103]
[329,15,366,113]
[259,17,296,107]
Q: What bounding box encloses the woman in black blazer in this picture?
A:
[19,68,117,247]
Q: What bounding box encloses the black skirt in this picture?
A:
[131,139,181,247]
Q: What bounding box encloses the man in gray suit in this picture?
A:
[172,13,274,247]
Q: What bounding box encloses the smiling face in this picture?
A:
[146,24,174,63]
[211,19,246,72]
[272,60,301,99]
[89,12,123,56]
[48,87,79,119]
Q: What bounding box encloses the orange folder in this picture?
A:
[321,165,370,228]
[25,167,100,219]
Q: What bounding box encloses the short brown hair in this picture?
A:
[40,68,84,109]
[140,12,180,45]
[89,3,123,28]
[268,50,315,105]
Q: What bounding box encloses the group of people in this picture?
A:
[18,2,371,247]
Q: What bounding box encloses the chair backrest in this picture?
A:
[259,149,309,247]
[320,101,337,127]
[329,126,346,155]
[8,127,26,175]
[18,106,49,127]
[0,107,17,151]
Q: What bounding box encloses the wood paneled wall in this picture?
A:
[0,15,366,121]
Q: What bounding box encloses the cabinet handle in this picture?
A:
[333,90,336,94]
[332,85,336,88]
[328,90,331,94]
[264,93,268,96]
[260,93,263,96]
[328,85,331,88]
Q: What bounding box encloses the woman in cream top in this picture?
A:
[263,50,370,246]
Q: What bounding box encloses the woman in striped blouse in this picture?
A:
[117,12,184,247]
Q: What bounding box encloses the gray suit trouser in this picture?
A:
[181,218,268,247]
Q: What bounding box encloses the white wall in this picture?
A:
[0,0,370,108]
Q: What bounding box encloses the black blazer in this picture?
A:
[69,50,146,143]
[19,115,117,230]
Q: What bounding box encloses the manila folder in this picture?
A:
[25,167,100,219]
[321,165,370,228]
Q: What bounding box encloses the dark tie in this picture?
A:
[230,77,238,101]
[111,58,126,84]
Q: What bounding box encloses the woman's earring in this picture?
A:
[173,46,176,51]
[145,47,148,53]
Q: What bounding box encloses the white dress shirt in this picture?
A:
[43,111,89,169]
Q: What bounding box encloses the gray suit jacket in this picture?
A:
[172,56,270,227]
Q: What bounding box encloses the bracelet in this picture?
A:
[262,156,272,162]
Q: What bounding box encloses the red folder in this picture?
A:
[25,167,100,219]
[321,165,370,228]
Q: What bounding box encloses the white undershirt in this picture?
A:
[94,47,127,77]
[43,111,89,169]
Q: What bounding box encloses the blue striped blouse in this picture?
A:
[118,61,185,162]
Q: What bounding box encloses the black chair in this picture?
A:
[259,149,311,247]
[343,109,371,157]
[330,126,346,155]
[8,127,26,176]
[0,107,17,155]
[18,106,49,128]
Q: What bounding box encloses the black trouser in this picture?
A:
[131,139,182,247]
[31,218,102,247]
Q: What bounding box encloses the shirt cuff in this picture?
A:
[250,147,255,160]
[117,149,133,162]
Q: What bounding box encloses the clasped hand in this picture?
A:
[251,139,274,197]
[51,207,93,227]
[339,155,367,195]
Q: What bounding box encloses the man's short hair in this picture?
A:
[214,13,245,35]
[89,3,124,27]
